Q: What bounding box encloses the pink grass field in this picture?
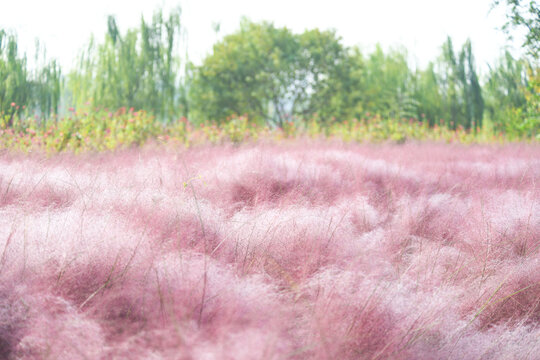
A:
[0,140,539,359]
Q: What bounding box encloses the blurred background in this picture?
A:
[0,0,538,143]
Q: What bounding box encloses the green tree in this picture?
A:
[0,30,29,126]
[412,62,445,126]
[492,0,539,137]
[68,7,184,120]
[493,0,540,59]
[294,29,352,124]
[485,51,527,132]
[436,37,483,130]
[189,20,351,126]
[190,20,300,125]
[362,45,417,119]
[460,39,484,131]
[0,30,61,127]
[31,41,62,119]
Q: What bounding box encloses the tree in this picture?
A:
[68,7,184,120]
[361,45,417,120]
[31,41,62,119]
[492,0,539,137]
[485,51,527,132]
[412,62,444,127]
[0,30,61,127]
[189,20,293,125]
[0,30,29,126]
[435,37,483,130]
[189,20,350,126]
[460,39,484,131]
[493,0,540,60]
[294,28,352,124]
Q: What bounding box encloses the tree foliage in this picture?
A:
[434,38,484,131]
[493,0,540,59]
[189,20,351,126]
[68,7,184,121]
[492,0,540,137]
[0,8,537,139]
[0,30,61,126]
[190,24,485,131]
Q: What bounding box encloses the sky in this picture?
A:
[0,0,524,75]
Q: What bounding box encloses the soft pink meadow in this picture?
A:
[0,141,539,359]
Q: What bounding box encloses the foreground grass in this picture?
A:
[0,140,538,359]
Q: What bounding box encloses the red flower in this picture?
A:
[10,102,16,107]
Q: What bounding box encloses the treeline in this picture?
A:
[190,22,489,131]
[1,7,538,138]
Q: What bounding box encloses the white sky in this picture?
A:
[0,0,523,75]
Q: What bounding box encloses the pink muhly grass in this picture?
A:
[0,141,538,359]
